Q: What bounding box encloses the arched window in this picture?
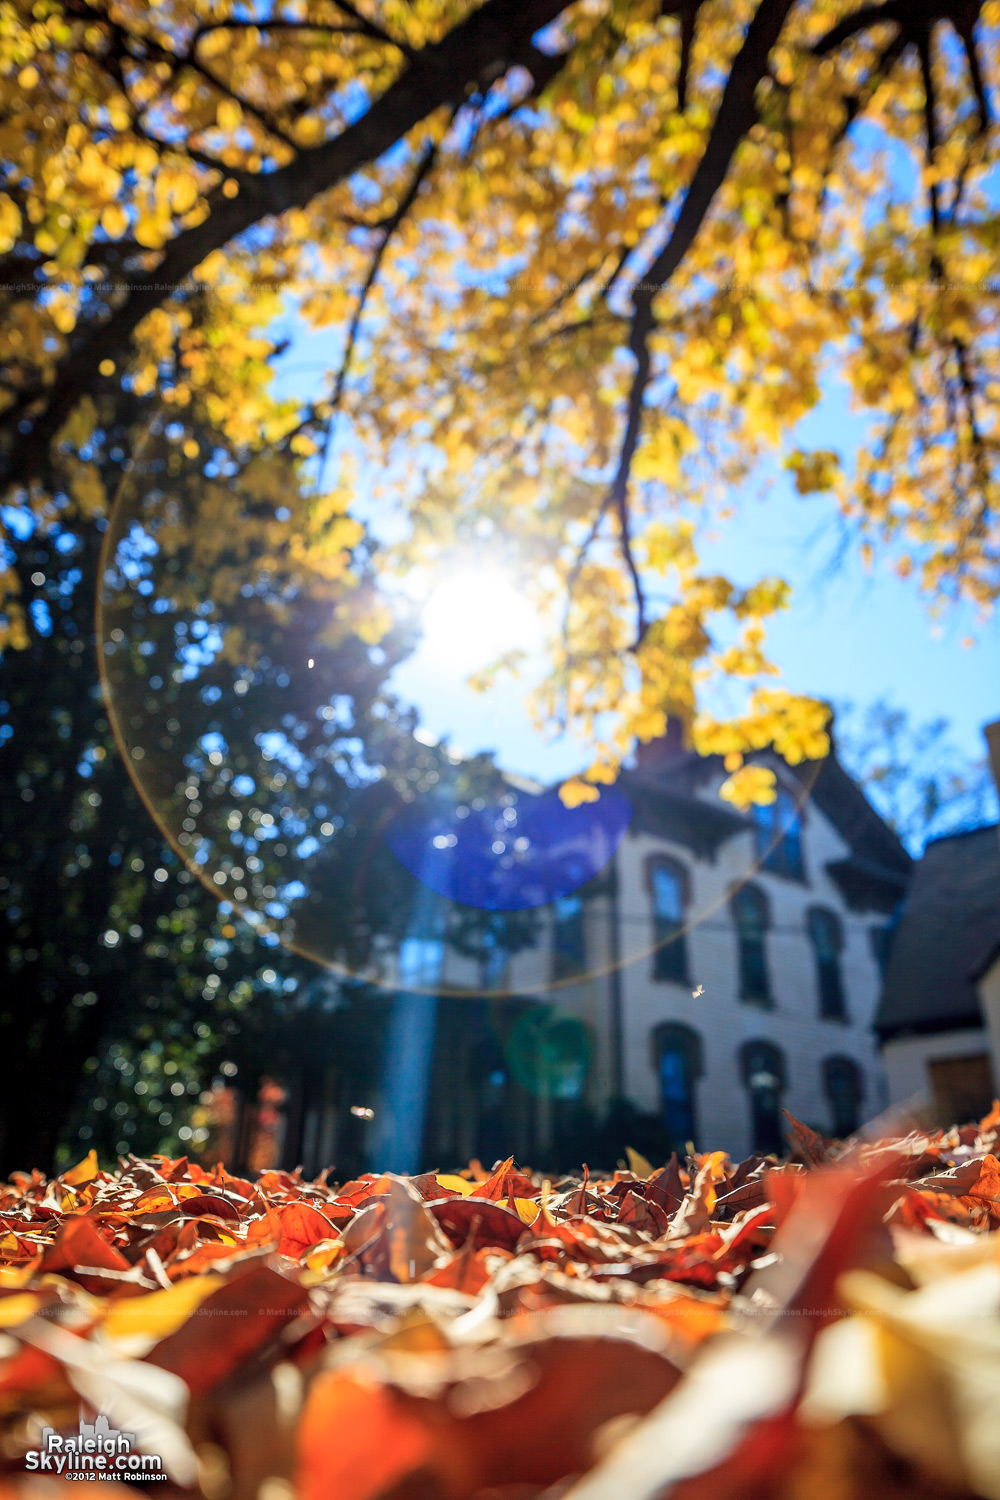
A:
[551,894,586,982]
[732,883,771,1004]
[752,786,804,880]
[808,907,846,1019]
[740,1040,786,1155]
[823,1055,864,1138]
[647,857,689,983]
[652,1023,702,1153]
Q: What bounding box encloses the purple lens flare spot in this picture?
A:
[383,783,632,910]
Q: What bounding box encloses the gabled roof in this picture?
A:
[791,748,912,878]
[627,732,911,902]
[875,823,1000,1041]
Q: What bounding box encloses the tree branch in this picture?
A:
[320,133,442,475]
[0,0,571,487]
[598,0,797,649]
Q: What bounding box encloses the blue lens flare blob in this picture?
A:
[383,783,632,910]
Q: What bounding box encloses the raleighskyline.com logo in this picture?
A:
[25,1413,165,1481]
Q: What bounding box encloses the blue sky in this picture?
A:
[272,341,999,789]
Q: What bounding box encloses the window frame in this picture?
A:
[752,785,806,882]
[822,1054,864,1138]
[651,1022,703,1152]
[644,855,690,985]
[731,882,772,1006]
[807,905,848,1021]
[739,1038,787,1156]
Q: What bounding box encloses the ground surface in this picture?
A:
[1,1112,999,1500]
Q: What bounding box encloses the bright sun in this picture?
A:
[418,567,543,675]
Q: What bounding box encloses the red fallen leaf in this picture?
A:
[257,1169,305,1197]
[276,1200,339,1259]
[243,1204,283,1250]
[427,1195,528,1253]
[764,1164,807,1227]
[783,1109,830,1166]
[132,1187,177,1215]
[408,1172,461,1201]
[746,1158,901,1335]
[38,1215,131,1289]
[604,1173,645,1202]
[617,1190,669,1236]
[341,1179,451,1281]
[644,1154,685,1214]
[522,1214,630,1266]
[713,1176,769,1218]
[965,1153,1000,1204]
[475,1156,538,1203]
[0,1341,74,1403]
[219,1169,258,1198]
[919,1154,1000,1200]
[713,1203,774,1267]
[298,1372,432,1500]
[421,1243,495,1295]
[147,1263,312,1395]
[176,1192,242,1222]
[299,1322,681,1500]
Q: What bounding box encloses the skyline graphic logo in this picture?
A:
[24,1412,165,1480]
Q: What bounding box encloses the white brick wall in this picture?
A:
[614,773,888,1158]
[433,768,893,1160]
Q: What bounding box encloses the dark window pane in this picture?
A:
[817,957,846,1018]
[660,1047,695,1150]
[808,909,845,1018]
[650,861,688,983]
[823,1055,863,1137]
[753,790,804,879]
[733,886,770,1002]
[733,884,766,938]
[652,864,683,922]
[656,1024,701,1152]
[739,937,770,1002]
[742,1041,786,1155]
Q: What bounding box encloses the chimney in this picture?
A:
[635,718,686,770]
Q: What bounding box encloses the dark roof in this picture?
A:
[620,768,751,859]
[630,733,912,900]
[875,824,1000,1041]
[791,747,912,878]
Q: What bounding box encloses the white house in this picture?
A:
[368,734,911,1169]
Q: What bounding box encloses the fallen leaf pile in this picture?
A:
[2,1106,1000,1500]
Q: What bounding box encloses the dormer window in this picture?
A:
[647,857,689,983]
[752,786,805,880]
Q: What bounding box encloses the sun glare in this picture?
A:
[417,567,544,675]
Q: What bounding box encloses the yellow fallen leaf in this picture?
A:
[100,1273,225,1346]
[513,1199,540,1225]
[626,1147,655,1180]
[304,1239,346,1274]
[0,1265,35,1288]
[435,1175,476,1197]
[63,1149,99,1187]
[0,1293,42,1327]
